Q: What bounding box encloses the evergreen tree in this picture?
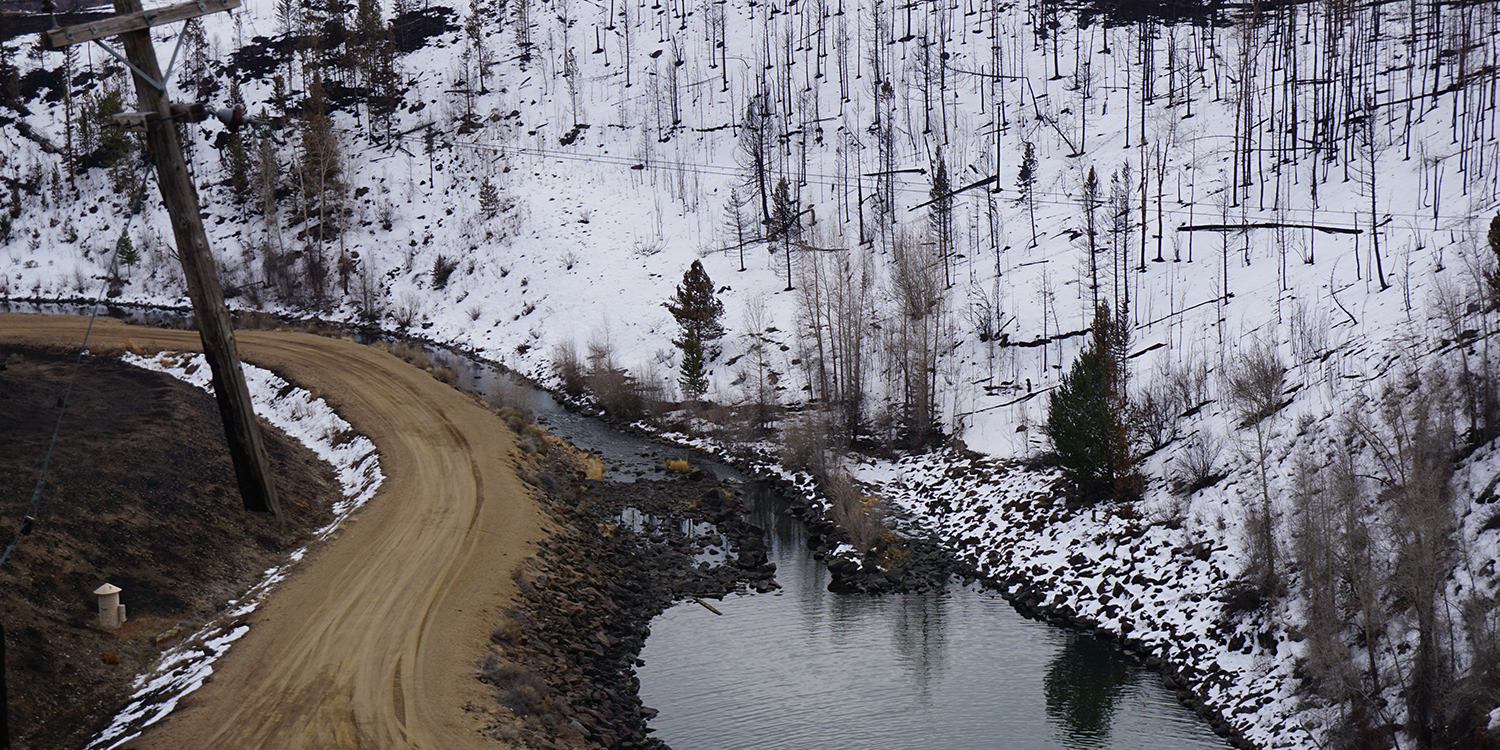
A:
[1045,303,1136,505]
[116,228,139,270]
[367,38,402,142]
[478,178,500,218]
[665,260,726,360]
[678,334,708,401]
[929,148,953,288]
[769,178,799,290]
[1080,166,1101,310]
[223,80,252,204]
[1018,141,1039,247]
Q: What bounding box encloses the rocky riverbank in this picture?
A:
[877,448,1275,750]
[474,442,776,749]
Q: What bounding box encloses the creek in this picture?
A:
[9,301,1231,749]
[636,484,1229,750]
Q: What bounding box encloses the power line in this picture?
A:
[0,290,103,571]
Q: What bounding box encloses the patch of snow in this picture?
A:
[84,353,383,750]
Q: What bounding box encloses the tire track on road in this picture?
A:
[0,314,543,750]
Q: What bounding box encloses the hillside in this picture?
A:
[0,343,338,750]
[4,0,1500,746]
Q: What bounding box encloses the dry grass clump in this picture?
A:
[824,469,889,556]
[477,654,551,717]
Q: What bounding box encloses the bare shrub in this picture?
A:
[552,340,585,397]
[781,409,840,481]
[477,654,550,717]
[631,361,670,422]
[391,292,421,330]
[824,468,887,556]
[389,341,432,371]
[581,334,656,422]
[1173,429,1223,495]
[487,375,536,423]
[1224,339,1287,596]
[1167,354,1212,414]
[1361,372,1459,746]
[1224,340,1287,427]
[490,611,523,643]
[735,296,779,439]
[1135,366,1185,453]
[1288,298,1329,366]
[1292,450,1350,698]
[355,263,384,321]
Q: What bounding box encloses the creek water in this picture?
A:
[9,302,1229,749]
[637,485,1231,750]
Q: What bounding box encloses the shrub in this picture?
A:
[477,654,549,717]
[553,340,585,397]
[1134,374,1184,454]
[431,254,458,290]
[824,469,887,556]
[781,409,839,480]
[1173,429,1224,495]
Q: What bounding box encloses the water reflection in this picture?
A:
[891,591,946,703]
[1044,632,1138,748]
[639,484,1229,750]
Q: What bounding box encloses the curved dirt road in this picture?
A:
[0,313,544,750]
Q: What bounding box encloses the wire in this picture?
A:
[296,118,1498,230]
[0,287,104,571]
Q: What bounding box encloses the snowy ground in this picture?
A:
[5,0,1500,745]
[84,352,383,750]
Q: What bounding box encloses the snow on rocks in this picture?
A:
[84,353,383,750]
[869,449,1306,750]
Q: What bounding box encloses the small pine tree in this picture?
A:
[769,178,799,290]
[116,228,139,268]
[478,178,500,218]
[1018,142,1039,247]
[929,148,953,287]
[1045,303,1136,505]
[665,259,726,360]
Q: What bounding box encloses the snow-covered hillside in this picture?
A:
[4,0,1500,745]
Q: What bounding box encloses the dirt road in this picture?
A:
[0,313,544,750]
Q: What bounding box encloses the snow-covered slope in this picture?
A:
[4,0,1500,745]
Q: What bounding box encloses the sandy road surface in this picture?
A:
[0,313,544,750]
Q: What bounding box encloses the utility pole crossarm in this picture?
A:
[40,0,241,50]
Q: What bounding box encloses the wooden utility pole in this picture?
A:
[42,0,281,519]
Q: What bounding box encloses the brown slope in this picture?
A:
[0,313,544,750]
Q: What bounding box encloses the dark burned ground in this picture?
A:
[0,345,338,750]
[475,439,777,750]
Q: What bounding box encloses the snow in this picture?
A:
[83,353,383,750]
[2,0,1498,744]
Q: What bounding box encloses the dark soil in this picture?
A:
[0,345,339,750]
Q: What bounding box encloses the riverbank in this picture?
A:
[865,450,1275,748]
[477,439,778,749]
